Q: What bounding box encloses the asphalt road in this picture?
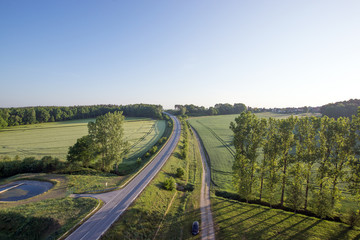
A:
[193,128,215,240]
[65,113,181,240]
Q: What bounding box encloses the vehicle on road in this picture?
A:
[192,221,199,235]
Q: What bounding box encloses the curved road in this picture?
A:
[66,113,181,240]
[193,128,215,240]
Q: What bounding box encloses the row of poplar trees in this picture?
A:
[230,109,360,218]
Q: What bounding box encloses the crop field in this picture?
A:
[0,118,165,161]
[212,196,360,240]
[188,112,321,192]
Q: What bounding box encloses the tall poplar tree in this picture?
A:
[88,111,129,172]
[231,111,266,201]
[296,117,320,210]
[313,116,336,218]
[328,117,352,210]
[348,110,360,209]
[261,117,280,203]
[278,116,297,207]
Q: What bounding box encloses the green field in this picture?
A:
[0,197,98,240]
[212,196,360,240]
[0,118,165,161]
[188,112,321,191]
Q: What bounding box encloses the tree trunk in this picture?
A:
[331,176,338,208]
[259,173,264,202]
[280,156,287,207]
[304,166,311,210]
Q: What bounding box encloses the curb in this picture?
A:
[58,198,103,240]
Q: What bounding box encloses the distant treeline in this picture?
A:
[172,103,247,116]
[320,99,360,119]
[0,104,163,128]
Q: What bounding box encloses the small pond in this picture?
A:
[0,180,53,201]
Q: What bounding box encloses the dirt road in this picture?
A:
[193,128,215,240]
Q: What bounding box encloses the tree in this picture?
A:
[296,117,320,210]
[162,177,176,190]
[327,117,352,210]
[314,116,337,217]
[261,117,280,204]
[347,110,360,210]
[176,167,185,178]
[88,111,129,172]
[278,116,297,207]
[67,135,95,167]
[36,108,50,122]
[230,111,266,201]
[0,116,7,128]
[24,108,36,124]
[287,161,305,212]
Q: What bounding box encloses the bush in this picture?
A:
[162,177,176,191]
[176,167,185,178]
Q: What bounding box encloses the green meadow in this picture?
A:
[0,118,165,161]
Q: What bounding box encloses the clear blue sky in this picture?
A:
[1,0,359,109]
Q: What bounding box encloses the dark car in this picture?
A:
[192,221,199,235]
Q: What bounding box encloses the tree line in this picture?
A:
[0,104,163,128]
[230,109,360,219]
[321,99,360,119]
[173,103,246,116]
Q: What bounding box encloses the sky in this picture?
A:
[1,1,359,109]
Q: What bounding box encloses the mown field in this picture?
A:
[102,121,202,240]
[0,118,165,161]
[188,112,320,192]
[212,195,360,240]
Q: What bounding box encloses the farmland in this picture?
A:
[0,118,165,161]
[187,112,321,192]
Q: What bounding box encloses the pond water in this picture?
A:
[0,180,53,201]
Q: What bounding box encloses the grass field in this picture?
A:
[188,112,321,192]
[0,197,98,240]
[212,195,360,240]
[0,118,165,161]
[102,121,202,240]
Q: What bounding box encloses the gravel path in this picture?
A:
[193,128,215,240]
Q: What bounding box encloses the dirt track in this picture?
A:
[193,128,215,240]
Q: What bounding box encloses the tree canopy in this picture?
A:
[67,111,129,172]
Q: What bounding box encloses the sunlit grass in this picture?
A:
[212,196,360,240]
[0,197,98,240]
[0,118,165,161]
